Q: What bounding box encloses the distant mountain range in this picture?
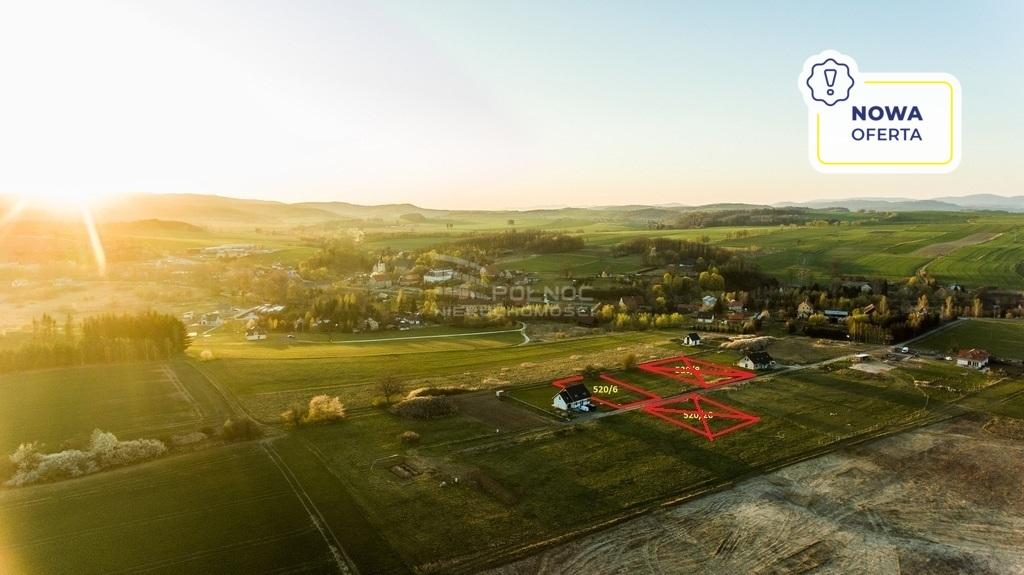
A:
[776,194,1024,213]
[2,193,1021,228]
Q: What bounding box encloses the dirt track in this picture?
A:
[486,418,1024,574]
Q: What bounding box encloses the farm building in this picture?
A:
[682,332,702,346]
[552,383,594,412]
[956,348,990,370]
[245,326,267,341]
[738,351,776,371]
[853,353,872,363]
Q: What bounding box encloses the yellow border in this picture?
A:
[816,80,955,165]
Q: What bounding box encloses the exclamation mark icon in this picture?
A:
[824,69,836,96]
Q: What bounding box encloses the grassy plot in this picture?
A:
[0,361,232,455]
[193,332,678,419]
[0,443,347,575]
[289,359,985,572]
[912,319,1024,360]
[191,324,525,360]
[925,229,1024,288]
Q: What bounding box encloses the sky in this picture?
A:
[0,0,1022,209]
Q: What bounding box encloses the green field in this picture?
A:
[2,331,1023,573]
[483,218,1024,289]
[913,319,1024,360]
[286,354,1008,571]
[193,323,526,360]
[192,331,680,419]
[0,361,233,455]
[0,442,357,574]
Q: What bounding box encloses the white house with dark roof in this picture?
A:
[682,332,702,346]
[738,351,776,370]
[552,383,593,412]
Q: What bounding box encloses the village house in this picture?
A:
[701,295,718,310]
[200,312,223,327]
[618,296,644,312]
[823,309,850,323]
[738,351,776,371]
[368,271,393,289]
[552,383,594,412]
[245,326,267,341]
[424,269,456,284]
[400,273,422,287]
[682,332,702,346]
[723,312,750,327]
[957,348,990,370]
[726,299,744,313]
[695,311,716,325]
[797,301,815,318]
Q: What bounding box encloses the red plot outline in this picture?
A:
[644,394,760,441]
[550,355,760,441]
[638,355,755,389]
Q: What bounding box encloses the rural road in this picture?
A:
[292,322,529,345]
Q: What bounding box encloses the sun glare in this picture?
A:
[20,189,111,211]
[3,191,110,277]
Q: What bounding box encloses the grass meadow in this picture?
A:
[913,319,1024,360]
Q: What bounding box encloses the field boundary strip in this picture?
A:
[261,442,354,575]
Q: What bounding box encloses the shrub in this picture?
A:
[581,364,600,379]
[5,430,167,487]
[222,417,261,441]
[303,395,346,423]
[400,431,421,445]
[199,349,215,361]
[621,353,638,371]
[377,376,404,404]
[405,386,472,399]
[279,404,304,426]
[371,397,389,409]
[390,396,458,419]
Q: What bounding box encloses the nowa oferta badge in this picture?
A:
[798,50,961,174]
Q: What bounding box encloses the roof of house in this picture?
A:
[744,351,775,365]
[695,311,715,319]
[958,348,990,361]
[558,383,592,403]
[686,332,701,340]
[618,296,644,308]
[824,309,850,316]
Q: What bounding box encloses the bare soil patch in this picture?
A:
[453,393,554,432]
[486,418,1024,574]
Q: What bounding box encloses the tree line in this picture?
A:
[0,311,189,373]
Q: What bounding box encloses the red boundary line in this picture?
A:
[549,355,760,441]
[644,393,760,442]
[638,355,755,389]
